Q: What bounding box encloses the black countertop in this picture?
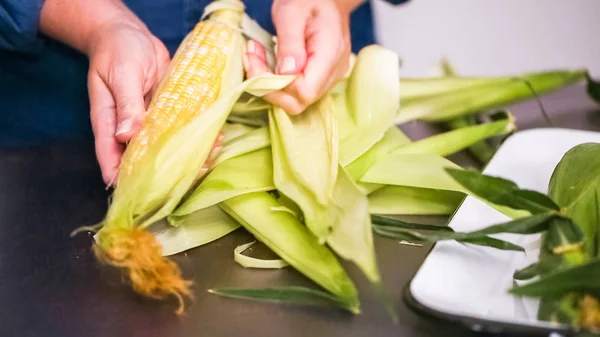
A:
[1,84,598,337]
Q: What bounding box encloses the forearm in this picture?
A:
[335,0,367,13]
[39,0,144,54]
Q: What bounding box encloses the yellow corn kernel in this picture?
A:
[119,13,239,178]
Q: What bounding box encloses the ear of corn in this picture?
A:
[85,0,297,314]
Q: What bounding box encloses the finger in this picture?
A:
[290,16,345,108]
[88,70,124,185]
[244,51,306,114]
[107,63,147,143]
[244,51,270,79]
[272,1,309,75]
[247,40,267,64]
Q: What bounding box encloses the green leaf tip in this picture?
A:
[444,167,560,214]
[586,73,600,104]
[208,286,361,314]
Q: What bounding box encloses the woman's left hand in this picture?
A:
[244,0,359,115]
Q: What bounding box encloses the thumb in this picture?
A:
[272,3,309,75]
[110,65,146,143]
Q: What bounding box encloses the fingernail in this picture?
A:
[115,119,132,136]
[279,56,296,74]
[247,40,256,54]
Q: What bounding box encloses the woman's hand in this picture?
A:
[86,20,171,185]
[244,0,359,115]
[40,0,170,184]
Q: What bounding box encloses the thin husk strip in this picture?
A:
[234,241,289,269]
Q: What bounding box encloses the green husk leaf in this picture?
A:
[443,113,499,165]
[513,254,564,280]
[445,168,560,214]
[149,206,240,256]
[213,126,270,166]
[345,126,411,181]
[374,213,555,241]
[234,241,289,269]
[269,96,337,241]
[221,122,256,143]
[399,76,512,100]
[219,192,360,310]
[368,186,464,215]
[391,114,515,158]
[359,153,528,219]
[170,148,274,220]
[371,215,454,232]
[510,258,600,297]
[226,114,268,127]
[372,225,524,252]
[395,70,587,124]
[336,45,401,165]
[208,286,358,313]
[587,73,600,104]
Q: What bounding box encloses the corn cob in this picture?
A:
[90,1,247,314]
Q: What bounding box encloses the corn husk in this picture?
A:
[269,97,338,241]
[234,241,289,269]
[219,192,360,312]
[150,206,240,256]
[368,185,463,215]
[360,153,527,220]
[395,70,587,124]
[170,148,274,222]
[213,126,270,166]
[335,45,401,165]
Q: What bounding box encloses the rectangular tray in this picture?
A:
[407,128,600,336]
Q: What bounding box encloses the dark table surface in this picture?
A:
[1,83,599,337]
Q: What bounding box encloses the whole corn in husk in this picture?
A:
[83,0,296,314]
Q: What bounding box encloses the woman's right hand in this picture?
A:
[86,19,171,185]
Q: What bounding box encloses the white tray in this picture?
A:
[408,128,600,335]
